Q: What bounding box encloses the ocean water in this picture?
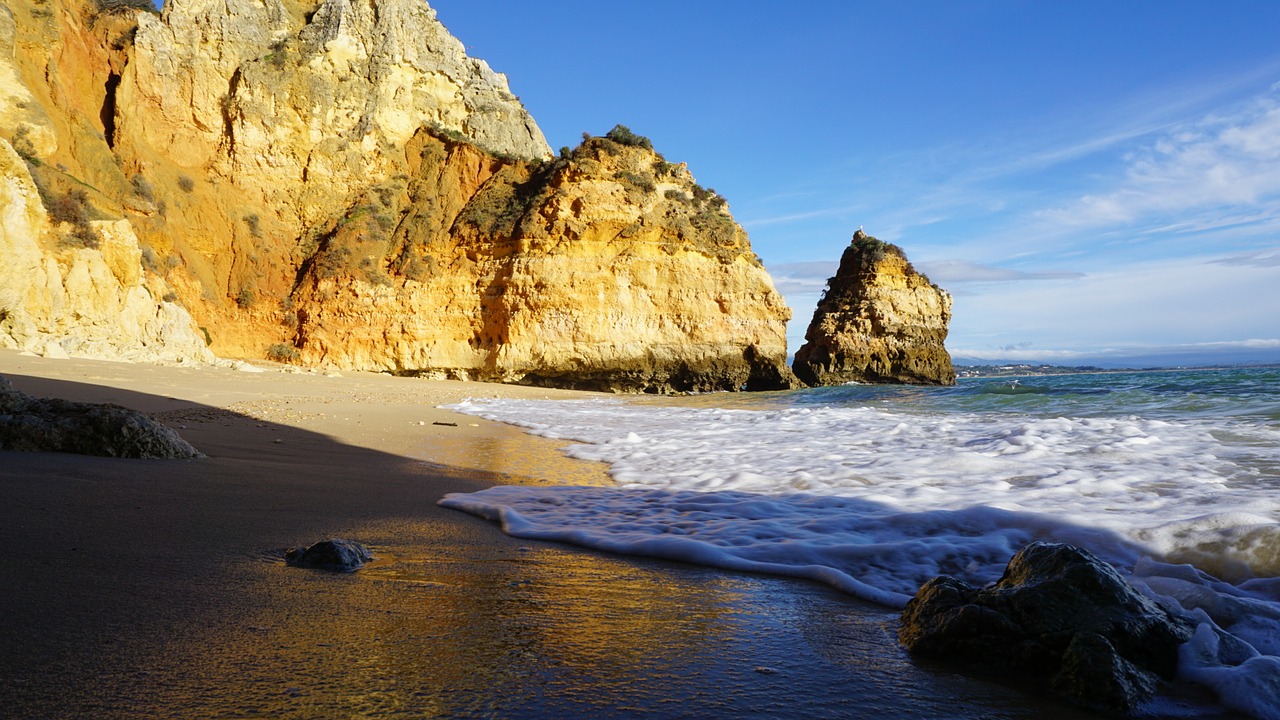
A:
[440,367,1280,719]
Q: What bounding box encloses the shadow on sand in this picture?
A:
[1,374,1104,719]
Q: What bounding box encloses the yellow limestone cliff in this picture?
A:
[0,1,212,362]
[793,230,955,386]
[290,129,796,391]
[0,0,796,390]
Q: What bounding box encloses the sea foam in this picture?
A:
[439,393,1280,718]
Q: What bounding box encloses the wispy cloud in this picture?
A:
[1209,248,1280,267]
[1188,338,1280,349]
[917,260,1085,284]
[766,261,838,295]
[741,209,847,228]
[1040,97,1280,228]
[946,254,1280,356]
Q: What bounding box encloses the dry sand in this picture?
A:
[0,349,1101,719]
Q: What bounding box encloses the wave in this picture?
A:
[440,383,1280,719]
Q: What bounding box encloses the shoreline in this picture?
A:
[0,350,1105,719]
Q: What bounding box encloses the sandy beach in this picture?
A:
[0,349,1104,719]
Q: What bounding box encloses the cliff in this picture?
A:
[793,230,954,386]
[0,1,212,363]
[289,127,796,392]
[0,0,795,390]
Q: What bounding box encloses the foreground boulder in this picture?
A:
[793,230,954,386]
[285,539,373,572]
[899,542,1194,714]
[0,376,201,459]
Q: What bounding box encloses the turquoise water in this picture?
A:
[446,366,1280,719]
[788,367,1280,422]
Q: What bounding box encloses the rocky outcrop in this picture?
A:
[285,538,373,572]
[793,230,954,386]
[119,0,548,217]
[0,137,215,363]
[0,375,203,458]
[1,0,794,391]
[899,542,1195,714]
[288,128,797,392]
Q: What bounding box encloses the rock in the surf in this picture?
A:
[898,542,1194,713]
[285,539,373,572]
[0,376,202,458]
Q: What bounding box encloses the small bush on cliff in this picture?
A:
[851,233,905,266]
[614,171,656,193]
[653,159,676,177]
[266,343,300,363]
[140,246,159,271]
[93,0,158,15]
[130,174,155,201]
[11,127,38,161]
[45,188,101,249]
[848,231,928,278]
[177,175,195,193]
[604,124,653,151]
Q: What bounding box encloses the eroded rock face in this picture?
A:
[793,230,954,386]
[0,376,203,458]
[1,0,793,391]
[899,542,1195,714]
[121,0,549,214]
[290,131,797,392]
[0,139,214,364]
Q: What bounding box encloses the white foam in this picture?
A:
[445,399,1280,572]
[440,397,1280,719]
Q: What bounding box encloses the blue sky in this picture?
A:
[430,1,1280,366]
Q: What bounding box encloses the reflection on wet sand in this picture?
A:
[134,531,1101,719]
[416,420,613,487]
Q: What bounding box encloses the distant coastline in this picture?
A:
[955,362,1280,378]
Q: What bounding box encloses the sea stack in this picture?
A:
[793,230,954,386]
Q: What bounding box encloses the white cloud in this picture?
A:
[918,259,1085,284]
[742,209,846,228]
[945,254,1280,354]
[949,340,1280,365]
[1042,98,1280,229]
[766,261,838,295]
[1209,248,1280,267]
[1188,338,1280,349]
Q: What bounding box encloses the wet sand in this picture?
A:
[0,350,1107,719]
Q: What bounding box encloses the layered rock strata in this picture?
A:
[0,137,214,363]
[0,0,794,391]
[290,130,797,392]
[793,230,954,386]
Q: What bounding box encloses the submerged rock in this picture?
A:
[793,230,954,386]
[899,542,1194,714]
[285,539,373,572]
[0,376,202,459]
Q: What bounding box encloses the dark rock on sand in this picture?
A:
[899,542,1194,714]
[285,539,373,572]
[0,376,202,459]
